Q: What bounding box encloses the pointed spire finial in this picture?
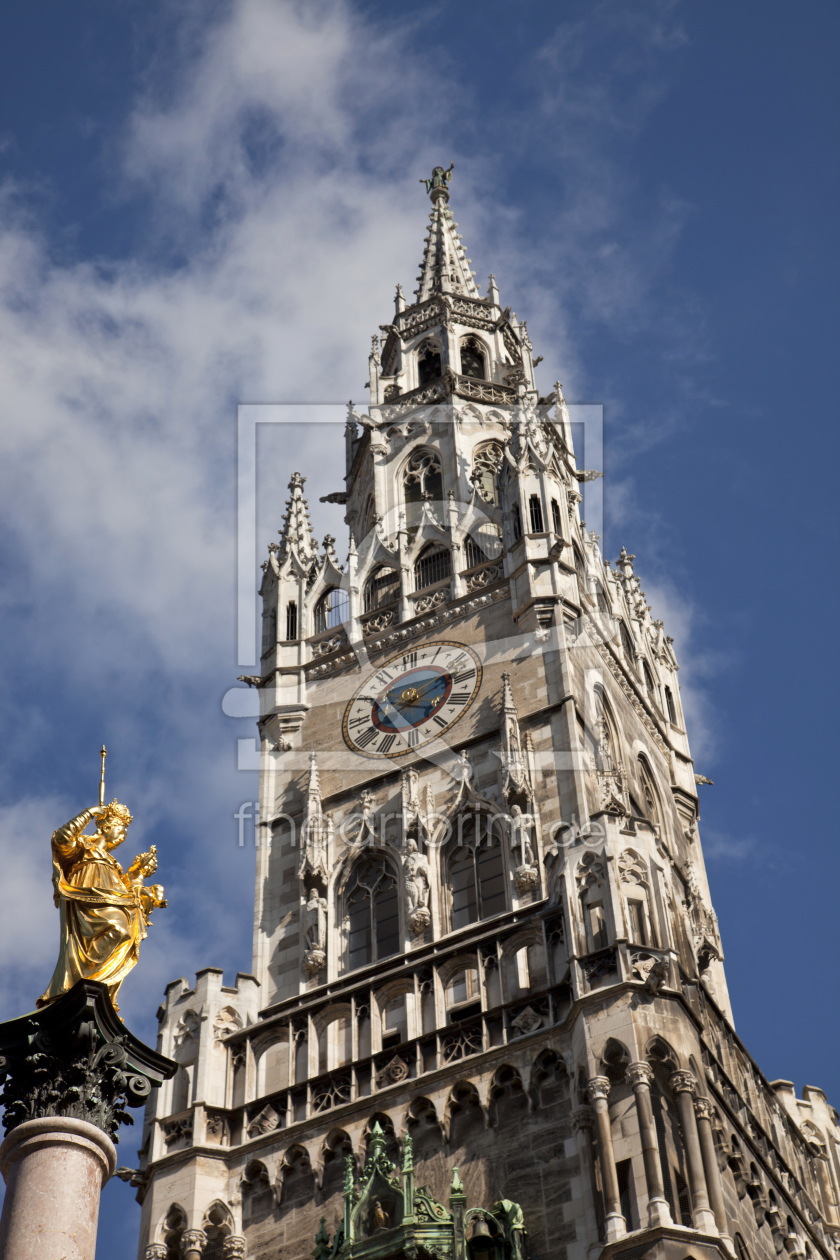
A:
[278,472,318,564]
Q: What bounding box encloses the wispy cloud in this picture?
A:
[0,0,723,1031]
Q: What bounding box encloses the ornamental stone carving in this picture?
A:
[670,1070,697,1095]
[694,1096,715,1121]
[572,1105,595,1132]
[585,1076,611,1104]
[181,1230,208,1257]
[223,1238,247,1259]
[146,1247,169,1260]
[302,888,328,978]
[403,838,432,934]
[626,1061,654,1089]
[0,978,175,1140]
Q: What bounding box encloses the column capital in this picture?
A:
[586,1075,611,1103]
[182,1231,208,1256]
[626,1061,654,1089]
[146,1248,169,1260]
[671,1069,697,1095]
[694,1096,715,1121]
[223,1238,247,1260]
[572,1105,595,1132]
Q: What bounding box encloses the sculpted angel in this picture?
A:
[38,798,166,1011]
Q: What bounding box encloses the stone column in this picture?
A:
[182,1229,208,1259]
[571,1105,600,1245]
[694,1097,731,1244]
[626,1062,672,1226]
[671,1071,717,1233]
[0,1116,116,1260]
[586,1076,626,1242]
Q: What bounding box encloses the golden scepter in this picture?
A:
[99,745,107,808]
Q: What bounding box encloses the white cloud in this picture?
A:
[0,0,718,1023]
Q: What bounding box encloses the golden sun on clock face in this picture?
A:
[342,640,483,759]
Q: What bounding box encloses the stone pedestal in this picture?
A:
[0,981,175,1260]
[0,1116,116,1260]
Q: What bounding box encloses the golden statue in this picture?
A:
[38,747,166,1010]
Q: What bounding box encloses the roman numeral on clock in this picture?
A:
[349,715,368,728]
[403,729,420,747]
[447,693,469,707]
[402,652,418,669]
[452,669,475,684]
[377,734,396,754]
[433,715,448,729]
[355,727,378,748]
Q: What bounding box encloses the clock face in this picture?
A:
[342,641,483,759]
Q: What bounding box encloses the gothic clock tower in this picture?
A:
[136,172,840,1260]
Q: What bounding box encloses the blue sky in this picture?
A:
[0,1,837,1254]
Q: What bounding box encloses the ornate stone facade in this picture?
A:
[135,179,838,1260]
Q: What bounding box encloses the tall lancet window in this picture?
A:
[447,813,506,929]
[472,441,503,505]
[414,544,451,590]
[460,337,487,380]
[417,339,442,386]
[638,756,660,824]
[345,855,399,972]
[403,450,443,506]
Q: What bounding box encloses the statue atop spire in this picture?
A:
[420,162,454,201]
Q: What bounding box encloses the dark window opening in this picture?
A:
[616,1158,635,1230]
[414,546,451,591]
[643,659,655,695]
[665,686,677,724]
[346,858,399,972]
[551,498,561,533]
[364,568,399,613]
[528,494,545,533]
[449,816,506,929]
[627,898,649,946]
[418,341,441,386]
[620,620,635,664]
[404,451,443,504]
[314,587,349,634]
[285,601,298,641]
[463,535,487,570]
[460,337,487,380]
[511,503,522,541]
[674,1169,692,1226]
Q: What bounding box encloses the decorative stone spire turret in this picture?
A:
[415,165,480,301]
[277,472,318,564]
[298,752,332,886]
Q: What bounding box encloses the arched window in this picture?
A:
[414,544,451,591]
[404,449,443,505]
[285,601,298,641]
[642,658,655,696]
[257,1037,290,1096]
[472,442,503,505]
[364,566,399,613]
[314,587,349,634]
[345,856,399,972]
[618,849,655,947]
[417,339,441,386]
[528,494,544,533]
[596,586,611,620]
[318,1015,352,1073]
[447,814,506,929]
[619,620,635,665]
[573,545,586,586]
[511,503,522,541]
[381,994,408,1049]
[460,337,487,380]
[638,757,660,823]
[664,685,677,724]
[551,498,561,533]
[577,853,609,952]
[463,534,487,570]
[162,1205,188,1260]
[445,965,481,1020]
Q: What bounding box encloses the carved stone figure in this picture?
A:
[509,804,538,893]
[419,163,454,195]
[403,839,432,933]
[303,887,327,977]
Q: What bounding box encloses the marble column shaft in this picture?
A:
[627,1062,672,1227]
[672,1071,717,1234]
[0,1116,117,1260]
[695,1096,731,1243]
[586,1076,626,1242]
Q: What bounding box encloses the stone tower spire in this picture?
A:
[277,471,318,564]
[415,164,480,301]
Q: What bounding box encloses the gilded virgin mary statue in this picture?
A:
[38,789,167,1011]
